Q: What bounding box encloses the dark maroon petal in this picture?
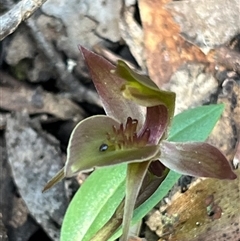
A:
[159,141,237,180]
[79,46,145,126]
[138,105,168,145]
[148,160,166,177]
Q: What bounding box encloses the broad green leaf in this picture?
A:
[114,60,176,123]
[168,104,224,142]
[132,104,227,220]
[160,141,237,179]
[60,164,126,241]
[80,46,145,127]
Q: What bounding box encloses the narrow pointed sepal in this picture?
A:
[120,161,151,241]
[159,141,237,180]
[79,46,145,126]
[42,167,65,192]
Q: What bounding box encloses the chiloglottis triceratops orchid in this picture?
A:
[43,46,236,240]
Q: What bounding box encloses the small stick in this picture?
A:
[0,0,48,40]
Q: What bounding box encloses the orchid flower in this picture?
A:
[43,47,236,240]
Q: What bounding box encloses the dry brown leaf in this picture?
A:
[154,168,240,241]
[139,0,209,86]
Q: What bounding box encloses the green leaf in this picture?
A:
[135,104,226,217]
[108,170,181,241]
[60,164,126,241]
[168,104,224,142]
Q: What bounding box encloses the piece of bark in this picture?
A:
[5,113,69,241]
[0,131,38,241]
[119,5,146,71]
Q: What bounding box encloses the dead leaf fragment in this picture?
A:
[207,47,240,74]
[5,30,35,65]
[139,0,208,86]
[147,169,240,241]
[41,0,122,59]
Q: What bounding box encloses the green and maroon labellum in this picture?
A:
[43,115,161,191]
[64,115,160,177]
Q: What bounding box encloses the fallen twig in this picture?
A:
[0,0,48,41]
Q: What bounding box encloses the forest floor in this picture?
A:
[0,0,239,241]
